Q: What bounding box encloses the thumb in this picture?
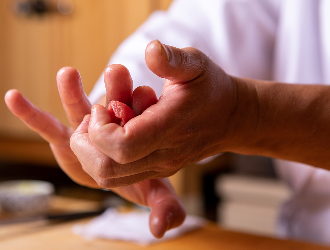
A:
[146,179,186,238]
[145,40,208,83]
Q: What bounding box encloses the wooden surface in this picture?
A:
[0,196,328,250]
[0,137,57,165]
[0,217,328,250]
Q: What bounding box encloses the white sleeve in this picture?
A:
[89,0,280,104]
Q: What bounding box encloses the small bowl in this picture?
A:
[0,180,54,215]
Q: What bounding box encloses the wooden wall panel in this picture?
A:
[0,0,172,140]
[0,0,173,162]
[156,0,173,10]
[0,3,55,136]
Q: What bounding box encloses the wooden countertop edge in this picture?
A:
[0,218,327,250]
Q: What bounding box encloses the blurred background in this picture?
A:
[0,0,290,238]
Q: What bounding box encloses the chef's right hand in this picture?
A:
[4,66,185,238]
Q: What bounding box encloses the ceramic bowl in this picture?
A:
[0,180,54,214]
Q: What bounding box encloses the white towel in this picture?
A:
[72,208,207,246]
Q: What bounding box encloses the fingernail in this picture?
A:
[158,40,170,62]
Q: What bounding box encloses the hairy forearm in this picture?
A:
[228,77,330,169]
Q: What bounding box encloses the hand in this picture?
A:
[4,66,185,238]
[73,40,237,187]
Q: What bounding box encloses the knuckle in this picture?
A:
[156,161,182,178]
[88,126,103,144]
[94,157,112,178]
[69,133,80,151]
[95,178,111,189]
[183,47,209,77]
[81,164,89,174]
[107,178,120,188]
[168,158,183,168]
[112,147,131,164]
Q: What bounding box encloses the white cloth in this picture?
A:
[72,208,207,246]
[88,0,330,245]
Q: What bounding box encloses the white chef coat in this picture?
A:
[89,0,330,245]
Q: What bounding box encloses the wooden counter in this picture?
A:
[0,197,327,250]
[0,219,328,250]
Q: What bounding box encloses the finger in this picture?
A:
[87,105,153,178]
[57,67,92,129]
[141,179,186,238]
[145,40,208,83]
[93,171,159,189]
[51,145,99,188]
[88,119,181,180]
[149,194,186,238]
[113,178,186,239]
[5,89,71,146]
[88,103,152,166]
[70,112,150,188]
[104,64,133,107]
[88,95,172,165]
[132,86,158,115]
[5,90,98,188]
[70,114,113,180]
[84,41,212,164]
[71,115,159,188]
[51,115,98,188]
[5,89,98,187]
[88,104,125,152]
[111,178,185,238]
[74,116,185,233]
[73,119,185,233]
[69,127,107,186]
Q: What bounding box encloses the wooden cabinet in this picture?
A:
[0,0,172,139]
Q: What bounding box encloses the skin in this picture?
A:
[71,41,237,188]
[4,65,185,239]
[72,40,330,187]
[230,77,330,167]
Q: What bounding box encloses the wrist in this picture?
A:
[224,76,260,154]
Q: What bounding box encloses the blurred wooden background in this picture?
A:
[0,0,172,164]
